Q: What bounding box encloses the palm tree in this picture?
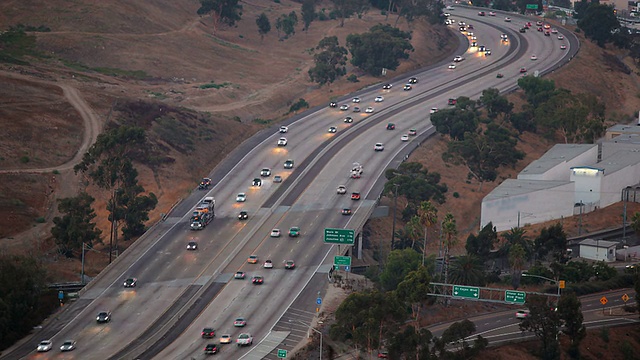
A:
[500,227,532,260]
[417,201,438,266]
[449,255,486,286]
[442,213,457,285]
[406,215,423,251]
[631,211,640,235]
[508,243,526,289]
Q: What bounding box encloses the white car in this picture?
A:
[270,229,281,237]
[277,137,287,146]
[504,17,511,22]
[337,185,347,194]
[374,96,384,102]
[560,44,567,50]
[551,28,558,34]
[340,104,349,111]
[36,340,53,352]
[263,260,274,269]
[489,11,496,16]
[558,35,564,40]
[260,168,271,176]
[446,5,454,10]
[403,84,412,91]
[516,310,530,319]
[365,107,375,113]
[453,55,464,62]
[448,63,456,69]
[352,97,361,103]
[279,126,288,133]
[401,134,409,142]
[237,333,253,346]
[530,54,537,60]
[236,193,246,202]
[60,340,76,352]
[374,143,384,151]
[430,108,438,114]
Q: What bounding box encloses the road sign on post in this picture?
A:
[505,290,526,304]
[526,4,539,9]
[453,285,480,299]
[324,228,355,244]
[277,349,288,358]
[622,293,630,303]
[600,296,608,305]
[334,256,352,266]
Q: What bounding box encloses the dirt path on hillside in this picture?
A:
[0,71,102,174]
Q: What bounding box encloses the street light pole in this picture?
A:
[390,183,400,250]
[291,320,322,360]
[522,273,560,296]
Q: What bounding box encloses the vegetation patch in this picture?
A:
[199,81,231,90]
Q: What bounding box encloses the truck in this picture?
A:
[190,197,215,230]
[351,162,363,179]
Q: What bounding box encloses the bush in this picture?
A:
[347,74,359,82]
[52,169,60,174]
[453,192,460,198]
[288,98,309,113]
[19,156,29,163]
[35,217,45,223]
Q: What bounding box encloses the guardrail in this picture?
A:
[47,282,86,293]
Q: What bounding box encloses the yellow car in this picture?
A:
[247,255,258,264]
[219,334,232,344]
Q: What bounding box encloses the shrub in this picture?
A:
[52,169,60,174]
[19,156,30,163]
[347,74,359,82]
[453,192,460,198]
[288,98,309,113]
[35,217,45,223]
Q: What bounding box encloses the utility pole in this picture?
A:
[81,242,86,284]
[390,184,400,250]
[623,187,630,238]
[578,201,584,235]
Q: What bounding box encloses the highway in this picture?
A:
[5,7,579,360]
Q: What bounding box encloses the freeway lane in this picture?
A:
[6,7,577,360]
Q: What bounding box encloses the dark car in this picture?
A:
[519,27,527,33]
[351,192,361,200]
[329,101,337,108]
[198,177,212,190]
[252,178,262,187]
[238,210,248,220]
[386,123,395,130]
[204,343,219,354]
[123,278,137,288]
[202,328,216,339]
[382,83,392,89]
[284,159,294,169]
[408,77,418,84]
[342,208,352,215]
[186,241,198,250]
[285,260,296,269]
[252,276,264,285]
[96,311,111,323]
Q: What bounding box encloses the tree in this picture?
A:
[275,11,298,39]
[405,215,424,251]
[479,88,513,121]
[433,320,488,359]
[346,24,414,76]
[197,0,243,35]
[380,248,422,291]
[308,36,348,86]
[417,201,438,265]
[520,294,562,360]
[635,274,640,319]
[534,223,567,262]
[301,0,316,31]
[388,326,433,359]
[384,162,448,206]
[396,0,444,26]
[442,212,457,284]
[578,3,620,47]
[430,107,479,141]
[51,192,102,258]
[557,292,586,358]
[465,222,497,261]
[449,255,486,286]
[110,163,158,240]
[331,0,369,27]
[517,76,556,108]
[255,13,271,40]
[593,261,617,281]
[396,266,431,329]
[631,211,640,235]
[509,244,526,289]
[535,90,605,143]
[500,227,532,260]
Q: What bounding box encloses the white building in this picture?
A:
[579,239,618,262]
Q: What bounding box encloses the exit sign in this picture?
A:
[526,4,539,9]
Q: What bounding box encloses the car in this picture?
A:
[271,228,281,237]
[551,28,558,34]
[558,35,564,40]
[247,255,258,264]
[478,45,486,52]
[403,84,412,91]
[471,41,477,47]
[467,24,474,30]
[401,134,409,142]
[252,275,264,285]
[186,241,198,250]
[625,264,639,273]
[279,125,288,133]
[234,271,246,279]
[504,17,511,22]
[544,24,551,29]
[252,178,262,187]
[329,101,337,108]
[365,107,374,113]
[96,311,112,323]
[478,11,485,16]
[263,260,273,269]
[446,5,454,9]
[526,22,532,27]
[544,31,550,36]
[530,54,537,60]
[285,260,296,269]
[386,123,395,130]
[519,27,527,33]
[284,159,294,169]
[60,340,76,352]
[123,277,137,288]
[537,27,543,32]
[198,177,212,190]
[484,49,491,56]
[337,185,347,194]
[352,97,361,103]
[536,21,543,26]
[328,126,337,133]
[342,208,352,215]
[374,96,384,102]
[202,328,216,339]
[443,12,450,17]
[261,168,271,176]
[344,116,353,123]
[430,108,438,114]
[351,192,361,200]
[353,106,361,112]
[277,137,287,146]
[501,34,508,39]
[408,129,417,136]
[339,104,349,111]
[470,35,477,40]
[237,333,253,347]
[36,340,53,352]
[289,226,300,237]
[489,11,496,16]
[204,343,219,354]
[236,193,247,202]
[497,73,504,78]
[219,334,232,344]
[382,83,392,89]
[459,26,466,32]
[374,143,384,151]
[274,175,283,183]
[453,55,464,62]
[238,210,249,220]
[560,44,567,50]
[408,77,418,84]
[448,98,457,105]
[234,317,247,327]
[516,310,530,319]
[520,67,527,73]
[448,63,456,69]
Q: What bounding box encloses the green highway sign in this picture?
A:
[324,228,355,245]
[505,290,526,304]
[334,255,352,266]
[526,4,539,9]
[277,348,288,358]
[453,285,480,299]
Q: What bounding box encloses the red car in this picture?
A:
[520,67,527,73]
[448,98,457,105]
[351,192,361,200]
